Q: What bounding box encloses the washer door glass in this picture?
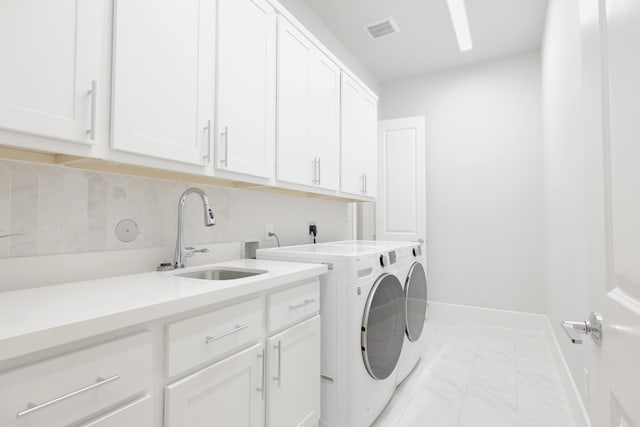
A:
[405,262,427,342]
[361,273,406,380]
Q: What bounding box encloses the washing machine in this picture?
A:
[256,242,407,427]
[395,243,428,383]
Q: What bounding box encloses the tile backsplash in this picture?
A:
[0,159,351,259]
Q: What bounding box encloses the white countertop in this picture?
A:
[0,259,327,362]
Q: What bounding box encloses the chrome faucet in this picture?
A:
[174,187,215,269]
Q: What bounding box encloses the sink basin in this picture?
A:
[175,267,267,281]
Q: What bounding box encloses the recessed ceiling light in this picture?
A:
[446,0,473,51]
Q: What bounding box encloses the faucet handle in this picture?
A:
[185,247,210,257]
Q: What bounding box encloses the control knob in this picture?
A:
[379,253,389,268]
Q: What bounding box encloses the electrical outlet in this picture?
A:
[266,223,275,240]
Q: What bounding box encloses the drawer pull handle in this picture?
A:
[205,324,249,344]
[16,375,120,418]
[289,298,315,311]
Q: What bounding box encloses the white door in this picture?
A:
[216,0,276,179]
[376,117,426,251]
[267,316,320,427]
[165,344,265,427]
[310,49,340,191]
[80,396,152,427]
[340,74,364,196]
[579,1,640,426]
[111,0,215,166]
[0,0,103,147]
[276,16,313,186]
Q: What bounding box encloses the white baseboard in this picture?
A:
[428,301,547,332]
[428,301,592,427]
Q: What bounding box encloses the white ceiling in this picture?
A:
[300,0,549,83]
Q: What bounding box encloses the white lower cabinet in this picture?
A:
[0,280,321,427]
[267,316,321,427]
[165,343,266,427]
[0,332,153,427]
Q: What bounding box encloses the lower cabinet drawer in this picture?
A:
[0,332,152,427]
[166,297,262,377]
[80,395,152,427]
[268,280,320,332]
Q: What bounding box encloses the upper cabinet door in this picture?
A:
[216,0,276,179]
[340,72,378,198]
[276,17,313,186]
[111,0,215,165]
[360,92,378,197]
[0,0,104,147]
[340,73,363,196]
[310,49,340,191]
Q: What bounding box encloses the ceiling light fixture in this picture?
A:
[446,0,473,51]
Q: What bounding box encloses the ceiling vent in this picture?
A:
[363,17,400,40]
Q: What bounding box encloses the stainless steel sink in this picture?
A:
[175,268,267,281]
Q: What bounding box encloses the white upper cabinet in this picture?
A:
[276,17,313,186]
[216,0,276,179]
[276,17,340,191]
[111,0,215,166]
[310,49,341,191]
[0,0,104,152]
[340,72,378,198]
[360,91,378,197]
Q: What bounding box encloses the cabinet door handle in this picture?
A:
[257,349,265,400]
[317,157,321,185]
[203,120,212,163]
[364,173,367,195]
[220,126,229,167]
[17,375,120,418]
[361,173,366,194]
[86,80,97,141]
[272,340,282,388]
[311,158,318,185]
[289,298,315,311]
[205,324,248,344]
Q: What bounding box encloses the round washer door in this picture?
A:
[405,262,428,342]
[361,273,406,380]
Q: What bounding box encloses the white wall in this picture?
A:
[380,51,545,314]
[277,0,379,93]
[541,0,589,404]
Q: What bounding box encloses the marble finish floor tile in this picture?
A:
[372,320,578,427]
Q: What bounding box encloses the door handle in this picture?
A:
[561,312,603,345]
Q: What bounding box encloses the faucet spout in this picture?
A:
[174,187,215,269]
